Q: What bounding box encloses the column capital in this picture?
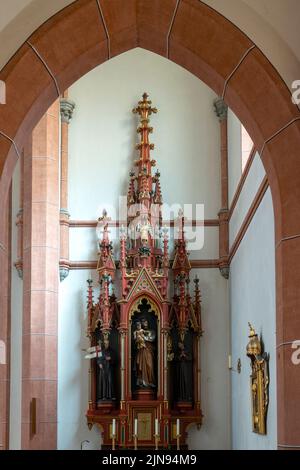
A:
[14,260,23,279]
[60,98,75,123]
[213,97,228,121]
[219,266,230,279]
[59,266,69,282]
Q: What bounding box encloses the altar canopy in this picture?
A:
[85,94,203,449]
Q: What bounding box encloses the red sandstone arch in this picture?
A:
[0,0,300,449]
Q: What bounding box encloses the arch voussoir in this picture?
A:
[224,47,300,152]
[169,0,254,96]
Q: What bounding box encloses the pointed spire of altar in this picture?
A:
[131,93,158,206]
[123,94,168,295]
[86,278,94,337]
[153,169,162,204]
[97,209,116,281]
[127,170,136,205]
[172,209,191,278]
[194,276,203,335]
[132,92,158,120]
[87,278,94,308]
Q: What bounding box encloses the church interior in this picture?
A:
[0,0,300,451]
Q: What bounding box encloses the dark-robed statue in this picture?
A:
[176,342,193,402]
[133,318,156,388]
[97,338,115,400]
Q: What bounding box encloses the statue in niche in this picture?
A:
[133,320,146,350]
[176,341,193,402]
[97,338,116,401]
[136,214,153,246]
[133,318,156,388]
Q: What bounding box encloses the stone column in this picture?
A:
[0,187,12,450]
[22,101,60,449]
[59,93,75,282]
[214,98,229,279]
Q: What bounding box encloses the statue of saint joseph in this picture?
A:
[133,318,156,388]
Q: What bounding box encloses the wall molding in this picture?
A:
[68,219,220,228]
[62,153,269,273]
[229,176,269,263]
[66,259,220,270]
[229,145,257,220]
[65,171,271,275]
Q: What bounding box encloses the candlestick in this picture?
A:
[176,419,180,451]
[134,418,138,436]
[112,419,116,450]
[133,418,138,450]
[176,418,180,436]
[155,418,158,435]
[228,354,232,370]
[134,434,137,451]
[176,435,180,451]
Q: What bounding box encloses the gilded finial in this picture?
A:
[246,322,261,357]
[132,93,158,118]
[248,322,256,337]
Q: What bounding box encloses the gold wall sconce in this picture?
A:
[246,323,269,435]
[228,355,241,373]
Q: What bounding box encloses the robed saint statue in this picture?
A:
[97,338,115,400]
[176,341,193,402]
[133,318,156,388]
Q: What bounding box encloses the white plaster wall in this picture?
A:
[58,48,230,450]
[230,188,277,449]
[187,268,230,450]
[229,152,265,247]
[68,48,220,220]
[69,226,219,262]
[9,159,23,449]
[228,109,242,205]
[58,269,101,450]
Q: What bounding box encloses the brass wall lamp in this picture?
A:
[246,323,269,435]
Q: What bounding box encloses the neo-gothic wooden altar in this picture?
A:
[85,94,203,449]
